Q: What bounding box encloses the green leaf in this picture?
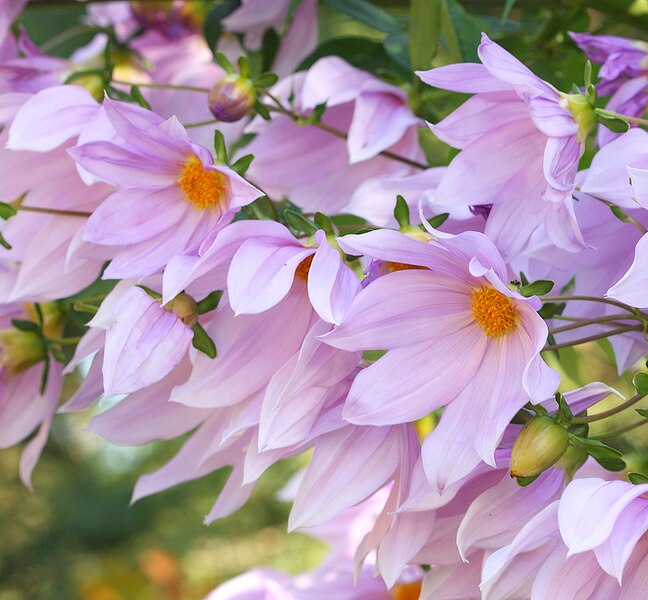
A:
[237,55,250,78]
[595,110,630,133]
[213,130,228,164]
[633,372,648,396]
[383,30,410,72]
[0,231,11,249]
[636,408,648,418]
[214,51,236,75]
[284,209,318,235]
[441,0,482,62]
[254,73,279,88]
[538,302,566,320]
[261,28,280,73]
[254,100,271,120]
[554,393,573,427]
[192,323,217,358]
[130,85,151,110]
[409,0,441,69]
[519,279,554,297]
[196,291,223,315]
[11,319,40,333]
[628,472,648,484]
[393,195,410,228]
[314,212,336,236]
[230,154,254,176]
[323,0,402,33]
[203,0,241,52]
[501,0,518,22]
[425,212,449,229]
[0,202,17,220]
[595,457,627,471]
[569,434,623,462]
[516,474,540,487]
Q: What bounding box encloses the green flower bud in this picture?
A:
[208,75,256,123]
[510,416,569,478]
[0,328,46,376]
[164,292,198,328]
[560,93,596,142]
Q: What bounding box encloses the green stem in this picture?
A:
[598,109,648,129]
[572,393,644,424]
[584,192,648,235]
[41,24,94,52]
[590,417,648,440]
[14,205,92,218]
[184,119,218,129]
[264,100,429,171]
[549,314,642,336]
[541,295,638,314]
[111,80,209,93]
[542,325,642,352]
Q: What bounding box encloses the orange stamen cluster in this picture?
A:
[392,581,422,600]
[178,158,229,209]
[295,254,314,282]
[471,286,517,338]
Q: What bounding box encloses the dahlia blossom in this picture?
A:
[68,98,262,279]
[323,228,558,490]
[418,33,593,259]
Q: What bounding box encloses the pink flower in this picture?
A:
[68,98,262,279]
[323,228,558,490]
[0,0,27,48]
[418,34,592,260]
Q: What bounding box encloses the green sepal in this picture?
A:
[283,209,318,236]
[213,130,228,164]
[393,195,410,228]
[196,291,223,315]
[0,202,17,220]
[191,323,217,358]
[628,472,648,484]
[130,85,151,110]
[515,474,540,487]
[230,154,254,176]
[519,279,554,297]
[633,372,648,396]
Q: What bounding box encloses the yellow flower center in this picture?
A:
[392,581,422,600]
[178,158,229,209]
[471,286,517,338]
[295,254,315,282]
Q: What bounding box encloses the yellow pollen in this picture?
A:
[387,262,427,272]
[178,158,229,209]
[295,254,314,282]
[471,286,518,338]
[392,581,422,600]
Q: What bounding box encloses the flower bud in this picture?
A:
[560,93,596,142]
[164,292,198,328]
[208,75,256,123]
[510,416,569,478]
[0,328,46,376]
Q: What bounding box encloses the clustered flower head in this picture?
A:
[5,1,648,598]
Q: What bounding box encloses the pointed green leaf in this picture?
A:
[213,130,228,164]
[284,209,318,235]
[519,280,554,297]
[393,195,410,228]
[0,202,17,220]
[196,291,223,315]
[628,472,648,484]
[230,154,254,176]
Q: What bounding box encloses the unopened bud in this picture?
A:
[164,292,198,328]
[208,75,256,123]
[560,93,596,142]
[510,416,569,478]
[0,328,46,376]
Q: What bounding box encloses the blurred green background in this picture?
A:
[5,1,648,598]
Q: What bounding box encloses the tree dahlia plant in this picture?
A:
[4,1,648,599]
